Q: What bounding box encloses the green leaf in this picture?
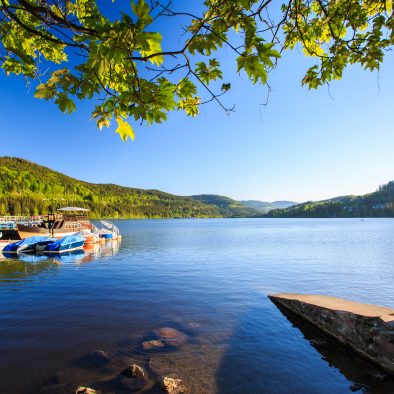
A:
[237,55,267,84]
[131,0,152,27]
[55,93,76,114]
[34,84,55,100]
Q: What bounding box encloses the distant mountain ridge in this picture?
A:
[240,200,296,214]
[265,184,394,218]
[190,195,258,217]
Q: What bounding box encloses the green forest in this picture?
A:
[266,183,394,218]
[0,157,258,219]
[1,157,394,219]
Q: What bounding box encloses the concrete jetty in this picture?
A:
[269,294,394,374]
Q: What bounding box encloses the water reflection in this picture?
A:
[273,303,394,394]
[0,256,60,285]
[1,219,394,394]
[0,240,121,283]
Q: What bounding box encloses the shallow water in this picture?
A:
[0,219,393,393]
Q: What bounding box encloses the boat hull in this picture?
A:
[3,240,23,254]
[43,241,85,253]
[43,235,85,254]
[17,222,92,240]
[17,225,51,239]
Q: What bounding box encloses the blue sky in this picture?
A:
[1,3,394,202]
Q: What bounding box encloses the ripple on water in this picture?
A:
[0,219,393,393]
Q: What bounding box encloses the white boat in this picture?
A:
[78,229,100,245]
[97,220,121,240]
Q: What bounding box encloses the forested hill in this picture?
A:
[190,195,258,217]
[0,157,260,219]
[265,183,394,218]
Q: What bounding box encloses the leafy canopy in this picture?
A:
[1,0,393,140]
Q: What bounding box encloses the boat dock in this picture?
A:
[0,216,44,240]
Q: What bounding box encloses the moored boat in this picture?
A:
[78,229,100,245]
[3,236,54,254]
[43,234,85,254]
[18,236,55,253]
[97,220,121,240]
[34,238,57,253]
[17,208,92,239]
[3,239,24,254]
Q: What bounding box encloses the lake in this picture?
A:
[0,219,393,393]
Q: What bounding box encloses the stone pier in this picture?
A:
[269,294,394,374]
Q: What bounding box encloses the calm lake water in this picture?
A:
[0,219,393,393]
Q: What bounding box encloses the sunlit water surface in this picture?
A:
[0,219,393,393]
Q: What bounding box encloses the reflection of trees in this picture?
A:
[0,257,60,284]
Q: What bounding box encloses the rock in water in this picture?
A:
[143,339,166,350]
[122,364,145,379]
[118,363,146,391]
[76,387,97,394]
[269,293,394,374]
[154,327,188,348]
[87,350,111,365]
[117,374,146,391]
[158,374,187,394]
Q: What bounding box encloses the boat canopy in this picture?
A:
[20,236,53,245]
[57,207,90,212]
[46,234,85,251]
[100,220,120,235]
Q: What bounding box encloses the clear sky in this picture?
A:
[1,3,393,203]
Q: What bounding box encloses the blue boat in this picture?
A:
[43,234,85,254]
[3,239,23,254]
[3,236,54,254]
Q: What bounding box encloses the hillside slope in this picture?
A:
[190,195,258,217]
[0,157,260,218]
[265,183,394,218]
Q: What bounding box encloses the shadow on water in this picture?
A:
[272,304,394,394]
[214,296,394,394]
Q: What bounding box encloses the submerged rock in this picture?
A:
[75,387,97,394]
[154,327,188,348]
[158,374,187,394]
[87,350,111,365]
[122,363,145,379]
[143,339,166,350]
[117,363,146,391]
[117,374,146,391]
